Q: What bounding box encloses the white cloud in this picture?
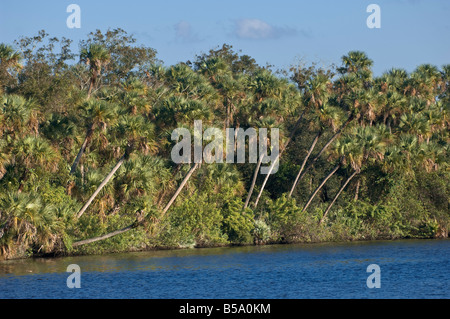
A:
[235,19,274,39]
[175,21,192,38]
[234,19,297,39]
[174,20,201,42]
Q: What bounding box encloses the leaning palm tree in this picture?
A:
[317,137,363,224]
[318,126,386,223]
[251,107,307,209]
[290,72,368,194]
[161,163,199,217]
[80,44,111,98]
[76,115,154,219]
[76,144,132,219]
[72,162,199,247]
[319,169,359,225]
[302,159,342,213]
[289,103,342,197]
[243,154,264,209]
[289,111,354,197]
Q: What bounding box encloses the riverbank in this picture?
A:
[2,194,448,261]
[2,227,447,261]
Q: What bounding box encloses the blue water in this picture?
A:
[0,239,448,299]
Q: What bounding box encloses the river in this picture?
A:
[0,239,448,299]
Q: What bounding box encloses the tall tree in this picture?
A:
[80,44,111,98]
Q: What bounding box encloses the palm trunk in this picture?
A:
[302,162,341,212]
[70,124,94,175]
[161,163,198,217]
[87,78,95,99]
[319,170,358,225]
[244,155,264,209]
[226,103,230,129]
[354,178,360,201]
[72,223,136,247]
[87,71,97,99]
[76,154,126,219]
[288,131,321,197]
[80,164,85,185]
[252,110,306,209]
[292,115,353,188]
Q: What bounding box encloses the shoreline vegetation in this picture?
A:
[0,29,448,260]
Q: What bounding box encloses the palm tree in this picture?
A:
[0,43,22,71]
[410,64,442,103]
[0,139,10,179]
[76,113,155,219]
[80,44,111,98]
[379,68,409,94]
[0,43,22,91]
[1,95,38,140]
[0,192,62,258]
[291,67,369,194]
[164,63,217,101]
[227,68,302,209]
[110,156,169,215]
[398,113,430,143]
[70,99,117,174]
[12,136,60,193]
[338,51,373,75]
[378,91,408,130]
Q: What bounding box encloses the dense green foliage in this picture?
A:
[0,29,448,259]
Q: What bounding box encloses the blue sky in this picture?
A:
[1,0,449,76]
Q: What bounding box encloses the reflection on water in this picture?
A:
[0,239,448,299]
